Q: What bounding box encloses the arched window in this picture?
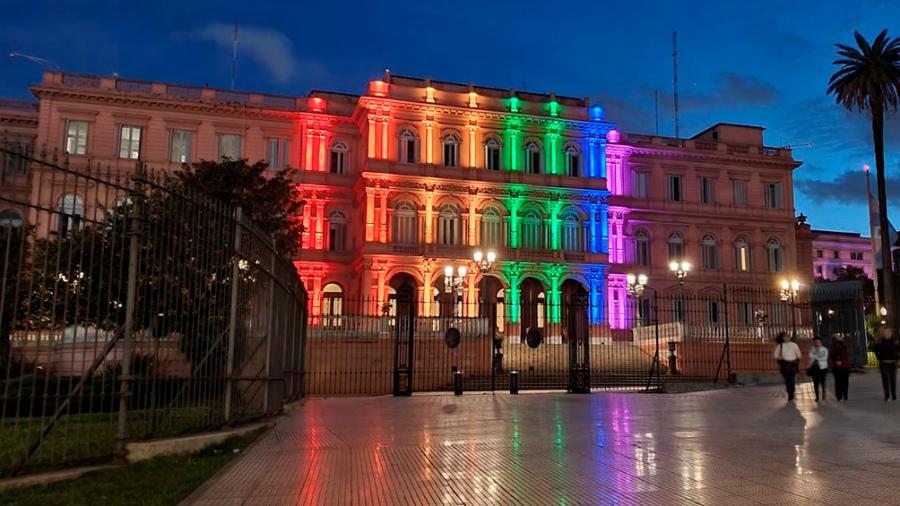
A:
[734,237,751,272]
[0,209,23,228]
[484,137,502,171]
[522,210,543,250]
[57,194,84,236]
[524,141,542,174]
[564,145,581,177]
[393,201,418,244]
[442,133,460,167]
[437,204,461,245]
[330,141,348,174]
[322,283,343,327]
[634,229,650,266]
[398,129,418,164]
[481,206,502,246]
[328,212,347,251]
[667,232,684,261]
[767,239,784,273]
[702,234,719,270]
[562,212,582,252]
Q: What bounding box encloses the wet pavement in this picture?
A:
[187,372,900,505]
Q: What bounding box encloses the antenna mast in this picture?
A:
[654,90,660,135]
[231,24,238,90]
[672,31,680,138]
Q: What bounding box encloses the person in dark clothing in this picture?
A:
[830,333,851,401]
[873,328,899,401]
[807,337,829,402]
[773,332,801,401]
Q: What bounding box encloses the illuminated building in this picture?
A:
[5,70,803,328]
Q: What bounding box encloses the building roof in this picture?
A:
[0,99,38,114]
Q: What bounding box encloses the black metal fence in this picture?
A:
[304,284,864,396]
[0,142,307,477]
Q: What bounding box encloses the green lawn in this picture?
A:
[0,429,262,506]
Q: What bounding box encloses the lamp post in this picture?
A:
[779,278,800,340]
[669,260,691,285]
[474,250,502,383]
[626,273,648,326]
[667,260,690,376]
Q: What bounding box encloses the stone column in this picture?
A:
[365,188,375,242]
[422,262,433,317]
[379,189,389,243]
[424,189,434,244]
[380,118,389,160]
[425,121,434,164]
[318,132,327,171]
[468,193,478,246]
[314,200,325,249]
[468,125,477,168]
[301,201,311,249]
[367,115,376,158]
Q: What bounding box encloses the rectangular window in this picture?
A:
[672,299,686,322]
[737,302,752,325]
[118,125,142,160]
[330,150,346,174]
[267,138,290,170]
[833,250,840,259]
[218,134,242,160]
[816,249,823,258]
[170,130,193,163]
[667,175,682,202]
[707,301,721,324]
[851,251,863,261]
[486,145,501,171]
[3,142,30,176]
[764,182,783,208]
[633,172,649,199]
[699,176,715,204]
[65,120,89,155]
[733,180,747,207]
[816,266,823,276]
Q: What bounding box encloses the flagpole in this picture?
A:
[866,164,882,313]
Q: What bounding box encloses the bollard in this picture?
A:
[509,370,519,394]
[453,370,463,395]
[667,341,678,376]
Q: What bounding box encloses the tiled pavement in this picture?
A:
[187,373,900,505]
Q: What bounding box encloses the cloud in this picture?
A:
[193,22,297,84]
[796,166,900,204]
[781,97,900,158]
[681,72,780,110]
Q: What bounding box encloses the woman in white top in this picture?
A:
[808,337,829,402]
[774,331,802,401]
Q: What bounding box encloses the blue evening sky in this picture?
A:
[1,0,899,235]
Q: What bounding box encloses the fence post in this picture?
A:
[223,207,242,424]
[714,283,732,383]
[116,162,145,455]
[264,243,276,413]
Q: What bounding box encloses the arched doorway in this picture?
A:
[388,273,418,316]
[322,283,343,327]
[519,277,546,336]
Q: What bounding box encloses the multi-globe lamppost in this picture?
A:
[626,273,648,325]
[779,278,800,339]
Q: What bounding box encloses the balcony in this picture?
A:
[361,242,608,264]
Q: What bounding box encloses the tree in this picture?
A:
[173,158,302,256]
[828,30,900,330]
[832,265,876,313]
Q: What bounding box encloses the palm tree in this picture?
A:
[828,30,900,330]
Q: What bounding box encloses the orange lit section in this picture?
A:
[468,92,478,108]
[304,130,313,170]
[425,86,435,103]
[425,121,434,163]
[317,133,326,171]
[369,80,389,97]
[308,96,326,113]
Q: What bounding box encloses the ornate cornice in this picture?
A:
[624,145,800,169]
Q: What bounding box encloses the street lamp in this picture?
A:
[473,250,496,274]
[669,260,691,284]
[626,273,648,326]
[444,264,467,296]
[779,278,800,339]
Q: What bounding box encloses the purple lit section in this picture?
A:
[607,273,628,329]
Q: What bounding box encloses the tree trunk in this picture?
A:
[872,101,897,332]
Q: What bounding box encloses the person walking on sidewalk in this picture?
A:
[807,337,829,402]
[830,333,851,401]
[873,327,899,402]
[774,332,801,401]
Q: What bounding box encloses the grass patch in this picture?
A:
[0,429,262,506]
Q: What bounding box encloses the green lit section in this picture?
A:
[548,199,561,250]
[505,188,525,248]
[546,128,560,175]
[509,96,520,113]
[548,100,560,117]
[544,263,563,324]
[505,117,520,172]
[503,263,521,323]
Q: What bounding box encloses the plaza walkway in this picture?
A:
[187,373,900,505]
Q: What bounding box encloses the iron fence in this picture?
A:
[304,284,862,396]
[0,141,307,477]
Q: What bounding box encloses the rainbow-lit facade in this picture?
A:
[2,71,803,329]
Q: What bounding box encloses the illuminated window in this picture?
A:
[634,229,650,266]
[484,137,502,171]
[118,125,141,160]
[322,283,344,327]
[218,134,242,160]
[57,193,84,236]
[734,237,751,272]
[398,129,418,164]
[767,239,783,273]
[524,141,542,174]
[702,234,719,270]
[442,133,460,167]
[267,138,290,170]
[170,130,193,163]
[64,120,88,155]
[562,212,582,252]
[667,232,684,260]
[328,212,347,251]
[481,206,502,246]
[330,141,348,174]
[564,145,581,177]
[393,201,418,244]
[437,204,461,245]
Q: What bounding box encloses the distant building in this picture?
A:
[0,99,38,228]
[811,230,873,280]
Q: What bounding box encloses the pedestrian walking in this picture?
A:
[873,327,899,402]
[807,337,829,402]
[773,331,801,401]
[830,333,850,401]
